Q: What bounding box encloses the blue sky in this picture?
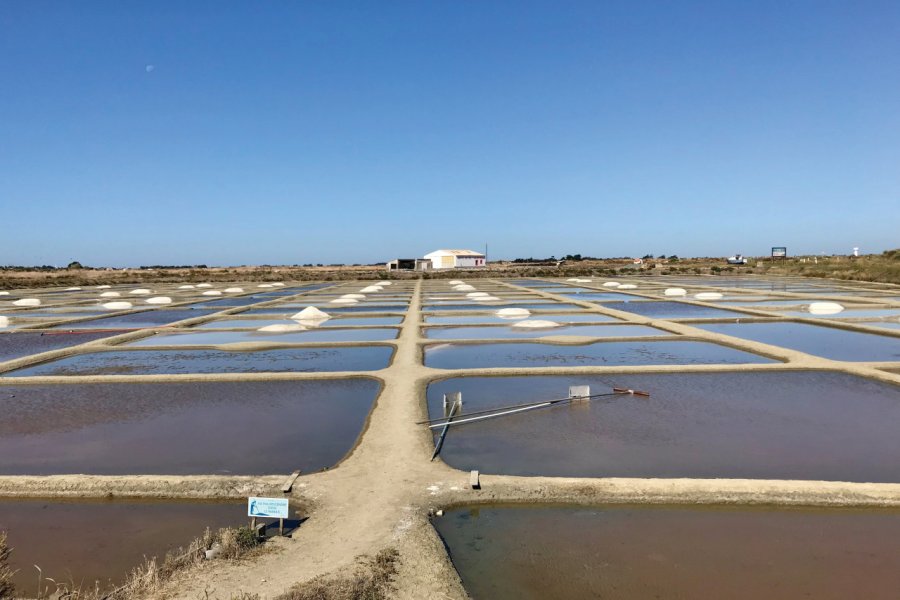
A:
[1,1,898,266]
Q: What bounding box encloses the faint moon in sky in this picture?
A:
[145,64,155,73]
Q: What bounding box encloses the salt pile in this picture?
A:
[292,307,330,320]
[196,283,213,288]
[129,289,152,295]
[695,292,723,300]
[330,298,358,304]
[100,291,121,298]
[808,302,844,315]
[603,282,620,288]
[511,319,561,329]
[453,284,476,292]
[258,284,274,288]
[96,285,111,289]
[377,281,392,286]
[496,307,531,319]
[102,301,132,310]
[258,324,305,332]
[0,292,8,296]
[360,285,383,293]
[178,285,195,289]
[13,298,41,307]
[466,292,490,298]
[65,287,82,291]
[0,316,9,328]
[617,284,637,289]
[146,296,172,304]
[664,288,687,297]
[341,294,367,299]
[474,295,501,301]
[448,280,464,285]
[224,287,244,293]
[202,290,222,296]
[272,282,285,287]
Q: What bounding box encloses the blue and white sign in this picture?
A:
[247,497,289,519]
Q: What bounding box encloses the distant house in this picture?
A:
[423,249,486,270]
[386,258,432,271]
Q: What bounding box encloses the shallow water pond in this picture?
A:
[424,340,772,369]
[194,316,404,328]
[50,309,216,329]
[434,505,900,600]
[424,324,668,340]
[127,327,399,346]
[0,378,379,474]
[603,301,751,319]
[425,372,900,480]
[424,313,616,325]
[7,346,393,376]
[0,331,123,363]
[1,499,244,592]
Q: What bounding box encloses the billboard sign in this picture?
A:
[247,497,289,519]
[771,247,787,258]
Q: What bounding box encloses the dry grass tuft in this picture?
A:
[1,531,15,599]
[276,548,399,600]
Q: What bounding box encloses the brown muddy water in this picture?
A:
[426,372,900,480]
[433,504,900,600]
[0,498,243,592]
[0,331,123,364]
[0,379,380,474]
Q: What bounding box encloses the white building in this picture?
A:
[423,249,486,269]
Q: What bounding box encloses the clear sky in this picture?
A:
[1,1,898,266]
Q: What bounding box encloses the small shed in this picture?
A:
[423,249,486,269]
[386,258,432,271]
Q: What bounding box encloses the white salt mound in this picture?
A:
[102,301,132,310]
[511,319,561,329]
[0,316,9,328]
[467,292,490,297]
[448,280,464,285]
[474,295,501,301]
[224,287,244,293]
[574,278,592,283]
[0,292,8,296]
[13,298,41,307]
[330,298,358,304]
[566,278,580,282]
[453,284,476,292]
[695,292,723,300]
[377,281,392,286]
[292,307,330,320]
[65,287,82,291]
[99,291,120,298]
[146,296,172,305]
[295,319,325,328]
[96,285,111,289]
[130,289,152,295]
[272,282,285,287]
[603,282,620,288]
[178,285,195,289]
[496,307,531,319]
[258,284,273,288]
[196,283,213,288]
[258,324,305,333]
[617,284,637,290]
[664,288,687,296]
[360,286,382,293]
[808,302,844,315]
[202,290,222,296]
[342,294,367,299]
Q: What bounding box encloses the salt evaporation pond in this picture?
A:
[127,327,400,346]
[195,316,404,328]
[434,505,900,600]
[425,313,616,325]
[7,346,393,376]
[425,341,772,369]
[50,309,216,329]
[0,379,379,474]
[0,499,243,591]
[563,292,639,302]
[426,372,900,480]
[696,321,900,362]
[424,303,583,312]
[604,301,751,319]
[244,304,408,314]
[0,331,123,363]
[424,324,668,340]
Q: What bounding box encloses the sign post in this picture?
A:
[771,247,787,260]
[248,497,290,536]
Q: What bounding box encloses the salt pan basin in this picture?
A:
[0,379,380,474]
[426,372,900,480]
[434,505,900,600]
[425,341,772,369]
[0,499,243,591]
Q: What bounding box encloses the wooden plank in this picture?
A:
[281,470,302,493]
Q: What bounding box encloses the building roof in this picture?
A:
[425,249,485,257]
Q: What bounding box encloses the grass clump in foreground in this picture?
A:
[276,548,399,600]
[1,532,15,599]
[14,526,263,600]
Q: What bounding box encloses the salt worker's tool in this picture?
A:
[431,393,461,461]
[424,386,650,430]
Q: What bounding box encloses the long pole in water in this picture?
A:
[426,388,650,430]
[417,391,619,426]
[430,399,460,460]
